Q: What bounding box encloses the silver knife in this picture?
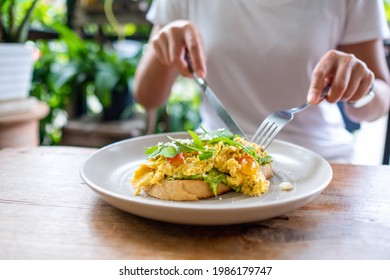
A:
[185,52,247,138]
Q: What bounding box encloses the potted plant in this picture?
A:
[95,49,137,121]
[0,0,39,101]
[51,23,136,120]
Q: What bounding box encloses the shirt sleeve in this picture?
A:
[146,0,188,26]
[340,0,389,44]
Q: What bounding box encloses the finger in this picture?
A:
[152,34,170,65]
[307,61,331,104]
[339,65,363,102]
[349,71,374,103]
[166,29,192,77]
[326,54,354,103]
[184,27,207,78]
[178,47,194,78]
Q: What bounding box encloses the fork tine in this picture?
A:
[261,125,281,149]
[251,121,270,144]
[252,89,324,149]
[251,121,268,143]
[252,120,278,147]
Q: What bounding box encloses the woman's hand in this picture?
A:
[150,20,207,78]
[307,49,374,105]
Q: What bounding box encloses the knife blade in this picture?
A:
[185,52,247,138]
[192,74,246,137]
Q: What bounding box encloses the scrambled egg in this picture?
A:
[132,132,271,197]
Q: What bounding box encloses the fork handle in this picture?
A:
[314,85,330,103]
[289,86,330,114]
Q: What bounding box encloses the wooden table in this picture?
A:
[1,146,390,260]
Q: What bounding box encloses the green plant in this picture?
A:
[51,23,138,117]
[30,25,104,144]
[30,39,70,145]
[49,23,101,116]
[95,49,137,109]
[0,0,39,42]
[30,22,142,144]
[385,0,390,22]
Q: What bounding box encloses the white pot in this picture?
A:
[0,43,34,101]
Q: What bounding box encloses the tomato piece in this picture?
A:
[167,153,185,166]
[238,155,258,175]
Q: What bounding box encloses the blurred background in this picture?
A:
[0,0,201,148]
[0,0,389,165]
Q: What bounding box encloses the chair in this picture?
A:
[383,111,390,164]
[383,40,390,165]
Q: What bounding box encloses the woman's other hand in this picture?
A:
[307,49,374,105]
[306,39,390,122]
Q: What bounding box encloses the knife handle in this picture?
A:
[184,50,193,71]
[185,49,207,91]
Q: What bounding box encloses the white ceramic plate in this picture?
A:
[80,132,332,225]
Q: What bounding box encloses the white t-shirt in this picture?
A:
[146,0,389,162]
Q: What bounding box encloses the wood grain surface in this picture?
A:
[0,146,389,260]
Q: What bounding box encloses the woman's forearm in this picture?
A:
[134,45,178,110]
[344,78,390,122]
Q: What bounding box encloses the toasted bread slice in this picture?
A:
[143,180,231,201]
[143,163,273,201]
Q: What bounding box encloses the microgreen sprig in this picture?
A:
[145,131,216,160]
[144,128,272,164]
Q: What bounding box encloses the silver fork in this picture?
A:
[251,87,329,149]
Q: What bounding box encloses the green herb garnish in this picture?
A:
[144,128,272,165]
